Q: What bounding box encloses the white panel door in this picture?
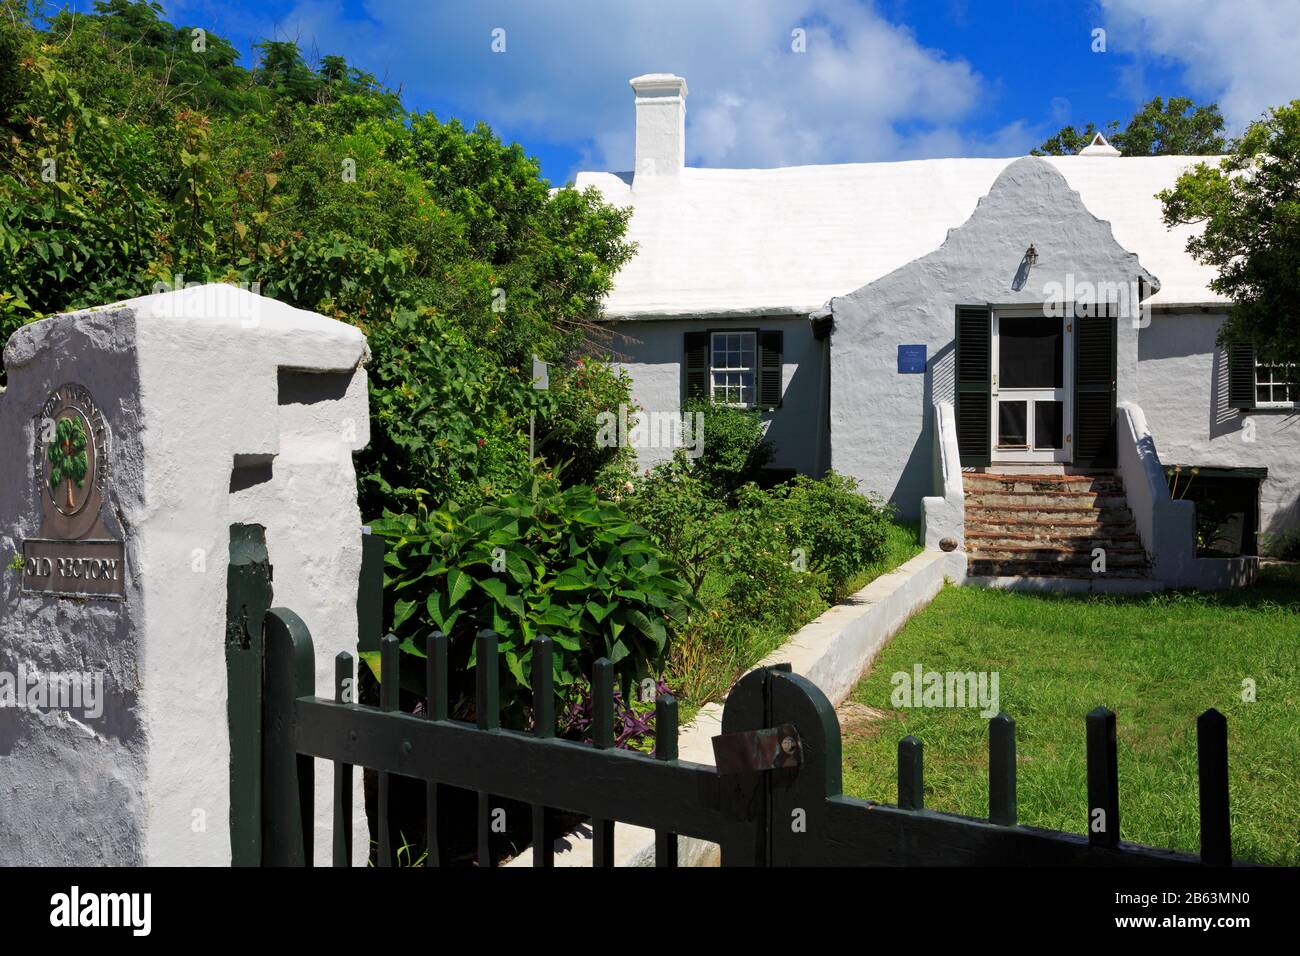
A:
[991,310,1073,464]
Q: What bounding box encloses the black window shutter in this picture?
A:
[1073,307,1117,468]
[955,305,991,467]
[1228,343,1257,409]
[759,330,783,408]
[684,331,710,401]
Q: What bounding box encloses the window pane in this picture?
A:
[1034,401,1063,449]
[710,331,756,372]
[998,401,1027,446]
[1254,360,1298,404]
[999,316,1063,388]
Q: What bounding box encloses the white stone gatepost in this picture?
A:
[0,284,370,865]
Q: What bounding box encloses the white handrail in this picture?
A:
[921,400,964,551]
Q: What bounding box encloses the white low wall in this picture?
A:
[921,400,965,551]
[1117,402,1256,590]
[506,547,962,867]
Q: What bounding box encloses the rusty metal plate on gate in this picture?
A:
[711,723,802,775]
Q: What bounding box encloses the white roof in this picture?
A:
[575,155,1226,319]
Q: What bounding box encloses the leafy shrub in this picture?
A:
[537,356,637,491]
[359,307,554,517]
[1,4,636,399]
[369,477,701,727]
[622,462,894,699]
[681,397,773,500]
[621,459,736,598]
[624,463,822,702]
[724,482,825,614]
[769,471,893,601]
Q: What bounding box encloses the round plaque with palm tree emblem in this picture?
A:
[35,383,111,541]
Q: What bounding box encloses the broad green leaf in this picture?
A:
[393,598,417,630]
[446,566,473,606]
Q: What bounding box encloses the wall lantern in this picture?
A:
[1024,243,1039,267]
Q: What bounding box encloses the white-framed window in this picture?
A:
[1255,360,1298,407]
[710,331,756,406]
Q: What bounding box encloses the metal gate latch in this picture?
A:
[711,724,802,776]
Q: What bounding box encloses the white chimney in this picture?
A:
[630,73,688,182]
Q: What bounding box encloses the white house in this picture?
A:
[576,74,1297,588]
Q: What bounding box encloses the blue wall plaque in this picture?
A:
[897,344,927,374]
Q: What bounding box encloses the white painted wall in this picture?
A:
[1117,402,1256,587]
[1136,311,1300,548]
[829,157,1152,519]
[130,286,372,866]
[0,285,370,865]
[610,315,826,475]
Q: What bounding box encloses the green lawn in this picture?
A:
[840,565,1300,865]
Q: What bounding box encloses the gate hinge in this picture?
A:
[711,724,802,776]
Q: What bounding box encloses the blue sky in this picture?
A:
[135,0,1300,185]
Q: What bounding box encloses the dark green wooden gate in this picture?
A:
[253,612,1245,867]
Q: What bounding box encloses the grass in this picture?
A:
[839,564,1300,865]
[671,519,922,718]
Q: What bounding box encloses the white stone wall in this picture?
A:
[1136,311,1300,545]
[0,285,371,865]
[828,157,1152,519]
[0,309,146,864]
[610,315,827,475]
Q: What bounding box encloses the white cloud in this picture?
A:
[1100,0,1300,130]
[260,0,1034,172]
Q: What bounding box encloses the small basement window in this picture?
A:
[710,331,756,407]
[1166,466,1264,557]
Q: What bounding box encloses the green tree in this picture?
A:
[1034,120,1117,157]
[254,40,320,103]
[48,417,88,509]
[1159,100,1300,365]
[1114,96,1227,156]
[1034,96,1226,156]
[0,1,637,518]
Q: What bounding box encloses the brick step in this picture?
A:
[972,472,1114,482]
[966,517,1137,534]
[965,529,1144,546]
[965,514,1134,528]
[968,559,1152,579]
[967,504,1138,520]
[965,475,1124,495]
[965,492,1128,509]
[967,546,1149,567]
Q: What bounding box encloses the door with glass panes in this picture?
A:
[991,309,1072,463]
